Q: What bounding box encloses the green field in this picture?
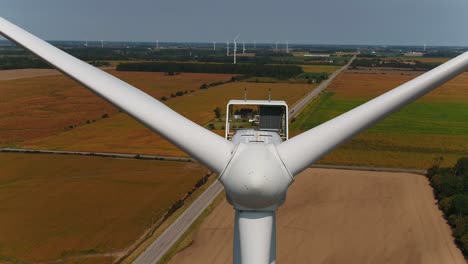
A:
[291,92,468,135]
[290,91,468,168]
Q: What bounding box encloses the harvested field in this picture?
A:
[329,72,468,103]
[21,82,314,156]
[290,72,468,168]
[301,65,340,73]
[0,68,61,80]
[0,70,234,146]
[0,153,206,263]
[169,168,465,264]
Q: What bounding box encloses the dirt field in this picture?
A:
[0,70,234,146]
[169,168,465,264]
[329,71,468,103]
[0,153,207,263]
[301,65,340,73]
[21,82,314,156]
[0,68,62,80]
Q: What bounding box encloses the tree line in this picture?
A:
[428,157,468,256]
[116,62,303,79]
[0,56,51,70]
[351,58,440,70]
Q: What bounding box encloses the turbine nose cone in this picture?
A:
[219,143,293,210]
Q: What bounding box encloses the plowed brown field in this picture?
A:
[169,168,465,264]
[328,72,468,103]
[0,70,234,146]
[0,153,206,263]
[21,82,314,156]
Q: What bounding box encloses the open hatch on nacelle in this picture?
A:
[225,99,288,144]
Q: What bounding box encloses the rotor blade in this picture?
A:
[234,210,276,264]
[277,51,468,176]
[0,17,234,174]
[234,34,241,41]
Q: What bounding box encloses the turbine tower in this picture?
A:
[233,34,240,64]
[213,41,216,51]
[286,41,289,53]
[242,40,245,54]
[275,41,278,51]
[226,41,230,56]
[101,40,104,48]
[2,17,468,264]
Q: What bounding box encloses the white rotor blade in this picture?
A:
[278,51,468,176]
[0,17,234,173]
[234,210,276,264]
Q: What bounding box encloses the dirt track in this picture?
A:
[169,168,465,264]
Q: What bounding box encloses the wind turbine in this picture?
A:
[226,40,230,56]
[233,34,240,64]
[1,17,468,264]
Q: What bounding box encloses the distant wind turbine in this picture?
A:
[233,34,240,64]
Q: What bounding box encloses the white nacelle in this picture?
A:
[219,143,293,210]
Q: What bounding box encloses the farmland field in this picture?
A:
[169,168,465,264]
[290,72,468,168]
[0,152,206,263]
[0,70,234,146]
[301,64,340,73]
[21,82,314,156]
[0,68,61,80]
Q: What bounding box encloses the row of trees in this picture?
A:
[351,58,441,70]
[117,62,303,79]
[0,56,51,69]
[428,157,468,255]
[160,90,195,101]
[298,72,329,83]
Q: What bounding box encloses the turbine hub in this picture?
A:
[219,143,293,210]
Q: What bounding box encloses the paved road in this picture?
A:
[0,148,194,162]
[289,55,356,118]
[133,180,224,264]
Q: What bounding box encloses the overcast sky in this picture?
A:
[1,0,467,46]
